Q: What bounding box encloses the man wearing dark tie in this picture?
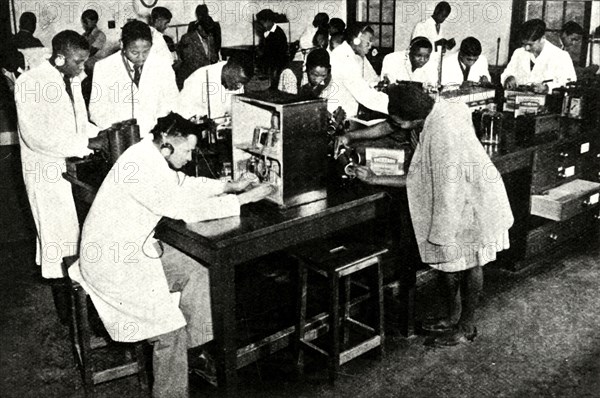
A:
[441,37,491,88]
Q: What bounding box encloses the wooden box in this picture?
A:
[530,179,600,221]
[231,92,329,208]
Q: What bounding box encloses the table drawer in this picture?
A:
[531,140,592,193]
[531,179,600,221]
[525,208,599,257]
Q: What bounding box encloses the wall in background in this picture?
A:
[12,0,346,53]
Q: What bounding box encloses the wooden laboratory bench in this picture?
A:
[64,168,390,396]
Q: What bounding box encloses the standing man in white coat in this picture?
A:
[441,37,491,87]
[502,19,576,93]
[90,20,178,138]
[14,30,102,279]
[329,23,388,116]
[149,6,175,65]
[412,2,455,54]
[70,112,273,397]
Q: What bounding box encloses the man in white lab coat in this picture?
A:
[70,112,274,397]
[14,30,102,279]
[502,19,576,93]
[412,2,455,54]
[381,36,438,87]
[90,20,178,138]
[329,23,388,116]
[149,6,175,65]
[176,55,253,120]
[441,37,491,87]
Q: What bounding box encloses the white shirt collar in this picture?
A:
[264,23,278,38]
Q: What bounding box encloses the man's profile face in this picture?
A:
[167,135,197,169]
[60,48,90,77]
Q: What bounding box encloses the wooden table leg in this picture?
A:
[210,261,238,396]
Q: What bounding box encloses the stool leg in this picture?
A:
[134,343,150,396]
[342,277,351,348]
[295,264,308,377]
[375,261,385,359]
[329,274,340,384]
[75,289,95,397]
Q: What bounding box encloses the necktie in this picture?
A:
[530,60,535,72]
[462,65,471,82]
[63,75,74,103]
[133,64,141,87]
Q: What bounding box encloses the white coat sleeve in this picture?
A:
[478,55,491,81]
[338,65,389,114]
[15,78,90,158]
[501,50,520,85]
[548,51,576,91]
[131,166,241,223]
[412,22,427,40]
[157,62,179,119]
[89,61,115,130]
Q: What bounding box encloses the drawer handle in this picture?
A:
[548,233,559,241]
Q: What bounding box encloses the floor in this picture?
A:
[1,236,599,398]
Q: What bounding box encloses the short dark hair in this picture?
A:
[151,7,172,22]
[409,36,433,54]
[562,21,584,36]
[52,30,90,55]
[306,48,330,71]
[329,18,346,35]
[151,112,198,141]
[195,4,209,19]
[19,12,37,32]
[520,19,546,42]
[121,20,152,48]
[345,22,374,44]
[256,9,275,23]
[387,83,435,121]
[313,13,329,28]
[227,54,254,81]
[460,37,482,57]
[434,2,451,16]
[81,9,99,22]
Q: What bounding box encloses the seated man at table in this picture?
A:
[176,55,253,120]
[502,19,576,93]
[441,37,491,88]
[69,112,274,397]
[381,36,438,87]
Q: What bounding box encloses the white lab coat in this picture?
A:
[149,26,175,65]
[411,17,446,52]
[501,40,576,91]
[381,50,439,86]
[14,61,98,278]
[441,52,491,86]
[299,25,318,50]
[89,51,178,138]
[329,41,388,116]
[72,138,241,342]
[176,61,243,119]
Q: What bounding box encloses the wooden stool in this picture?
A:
[292,241,388,383]
[62,256,150,397]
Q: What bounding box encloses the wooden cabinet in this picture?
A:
[231,92,329,208]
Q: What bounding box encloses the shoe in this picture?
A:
[427,326,478,347]
[421,318,454,333]
[189,351,218,387]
